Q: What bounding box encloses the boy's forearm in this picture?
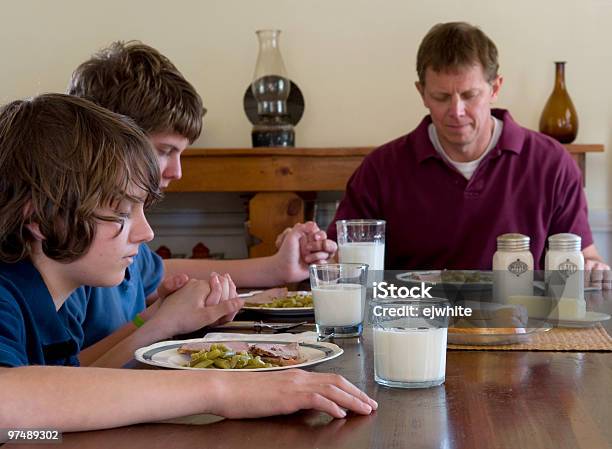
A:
[80,301,162,367]
[0,366,222,431]
[163,257,283,288]
[86,318,169,368]
[79,321,138,366]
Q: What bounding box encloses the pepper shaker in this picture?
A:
[545,233,584,302]
[493,233,534,302]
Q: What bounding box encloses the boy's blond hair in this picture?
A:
[67,41,205,143]
[0,93,161,263]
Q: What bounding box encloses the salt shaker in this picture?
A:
[493,233,534,302]
[545,233,584,301]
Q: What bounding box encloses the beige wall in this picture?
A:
[1,0,610,208]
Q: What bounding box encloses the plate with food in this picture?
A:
[447,325,551,346]
[240,288,314,316]
[135,339,343,371]
[543,311,611,328]
[396,270,493,291]
[507,295,611,328]
[447,302,551,345]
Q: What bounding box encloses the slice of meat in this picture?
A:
[260,356,302,366]
[249,342,301,360]
[177,341,250,354]
[243,287,288,305]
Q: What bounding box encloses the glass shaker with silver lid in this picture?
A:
[545,233,584,302]
[493,233,534,302]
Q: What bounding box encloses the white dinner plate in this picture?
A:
[533,280,602,293]
[546,311,611,328]
[448,325,552,346]
[240,306,314,317]
[396,270,493,291]
[135,339,343,371]
[241,291,314,317]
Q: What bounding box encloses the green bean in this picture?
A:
[190,352,208,365]
[229,355,240,369]
[192,359,214,369]
[234,354,250,368]
[247,293,313,309]
[246,356,267,369]
[186,345,282,369]
[205,349,222,360]
[213,359,231,369]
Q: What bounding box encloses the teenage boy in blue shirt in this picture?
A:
[67,42,336,362]
[0,93,376,430]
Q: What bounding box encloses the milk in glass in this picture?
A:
[312,283,363,326]
[374,327,447,385]
[372,300,449,388]
[339,242,385,271]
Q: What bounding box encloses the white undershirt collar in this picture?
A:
[428,116,503,180]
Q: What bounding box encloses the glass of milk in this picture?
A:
[336,220,385,283]
[371,299,449,388]
[309,263,368,338]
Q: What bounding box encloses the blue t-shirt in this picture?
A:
[0,260,86,367]
[80,243,163,348]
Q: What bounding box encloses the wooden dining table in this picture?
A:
[15,291,612,449]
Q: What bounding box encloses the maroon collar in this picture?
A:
[413,108,526,164]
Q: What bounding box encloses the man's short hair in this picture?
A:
[67,41,205,143]
[416,22,499,84]
[0,93,161,263]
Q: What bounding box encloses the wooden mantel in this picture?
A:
[564,144,604,181]
[166,144,603,257]
[166,147,373,192]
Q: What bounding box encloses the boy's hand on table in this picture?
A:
[208,369,378,419]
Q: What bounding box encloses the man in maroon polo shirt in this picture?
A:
[327,22,609,282]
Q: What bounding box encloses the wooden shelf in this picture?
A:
[167,144,603,257]
[564,144,604,154]
[166,147,372,193]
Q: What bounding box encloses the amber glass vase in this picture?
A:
[539,61,578,143]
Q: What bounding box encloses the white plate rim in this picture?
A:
[135,338,343,371]
[241,291,313,316]
[546,311,611,328]
[396,270,493,290]
[447,325,552,345]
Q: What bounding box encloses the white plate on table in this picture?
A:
[396,270,493,291]
[544,311,611,328]
[533,280,602,293]
[240,291,314,317]
[135,339,343,371]
[448,324,551,346]
[240,306,314,317]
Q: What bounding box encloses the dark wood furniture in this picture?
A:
[43,293,612,449]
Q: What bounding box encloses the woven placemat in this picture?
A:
[448,324,612,351]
